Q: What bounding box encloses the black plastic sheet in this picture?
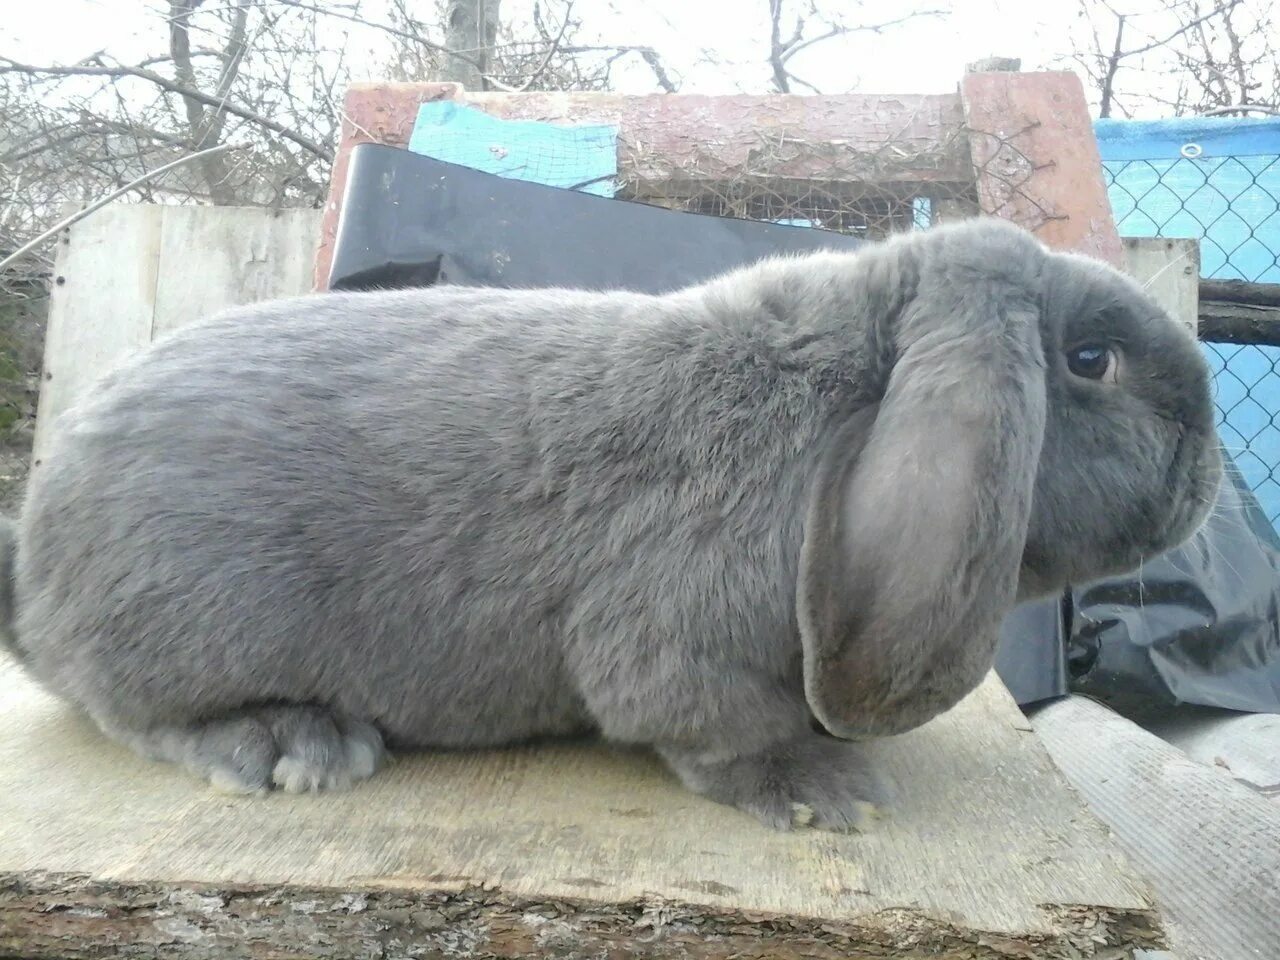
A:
[327,141,1280,714]
[1069,452,1280,714]
[328,143,867,293]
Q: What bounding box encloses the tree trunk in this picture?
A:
[442,0,501,89]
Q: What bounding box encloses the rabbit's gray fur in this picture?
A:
[2,217,1220,830]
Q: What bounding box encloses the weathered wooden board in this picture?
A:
[35,204,164,468]
[151,207,321,340]
[0,655,1165,958]
[1123,237,1201,334]
[1033,695,1280,960]
[33,205,322,467]
[1140,707,1280,798]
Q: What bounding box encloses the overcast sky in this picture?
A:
[0,0,1192,114]
[0,1,1080,94]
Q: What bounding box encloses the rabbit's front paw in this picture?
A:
[100,704,387,795]
[661,733,891,832]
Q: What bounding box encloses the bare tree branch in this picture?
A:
[768,0,794,92]
[0,142,244,273]
[272,0,452,59]
[1201,103,1279,115]
[511,0,575,92]
[0,55,334,160]
[1218,2,1255,104]
[1099,13,1125,119]
[1068,0,1276,117]
[443,0,501,89]
[634,47,677,93]
[167,0,251,202]
[784,10,946,63]
[1122,0,1243,57]
[768,0,945,94]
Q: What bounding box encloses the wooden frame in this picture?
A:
[315,71,1124,288]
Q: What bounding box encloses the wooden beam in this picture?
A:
[1199,298,1280,346]
[1193,279,1280,344]
[314,85,971,290]
[961,71,1125,266]
[1200,278,1280,307]
[0,656,1169,958]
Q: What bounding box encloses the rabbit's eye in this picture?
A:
[1066,344,1118,383]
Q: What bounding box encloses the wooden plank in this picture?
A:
[33,204,163,468]
[1032,695,1280,960]
[314,85,970,289]
[152,207,321,339]
[1139,707,1280,798]
[961,71,1126,267]
[0,656,1167,958]
[470,90,970,185]
[1123,237,1201,334]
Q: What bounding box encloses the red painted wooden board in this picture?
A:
[961,70,1124,266]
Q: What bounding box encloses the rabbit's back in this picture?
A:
[15,275,852,751]
[15,286,655,743]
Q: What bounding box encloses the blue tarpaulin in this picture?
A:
[1095,117,1280,284]
[407,101,618,197]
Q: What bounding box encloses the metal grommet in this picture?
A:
[1181,142,1203,159]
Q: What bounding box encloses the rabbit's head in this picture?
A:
[1020,249,1220,596]
[797,218,1221,740]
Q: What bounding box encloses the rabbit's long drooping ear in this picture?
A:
[797,228,1048,740]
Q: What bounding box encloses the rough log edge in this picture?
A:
[0,872,1166,960]
[1199,299,1280,346]
[1200,279,1280,308]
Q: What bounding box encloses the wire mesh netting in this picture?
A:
[1104,152,1280,525]
[613,127,993,238]
[1206,342,1280,522]
[615,134,965,236]
[1106,155,1280,282]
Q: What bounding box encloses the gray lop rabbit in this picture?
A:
[0,217,1221,831]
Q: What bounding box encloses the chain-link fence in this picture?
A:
[1103,148,1280,526]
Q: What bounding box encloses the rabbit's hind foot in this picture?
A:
[96,703,387,795]
[660,732,893,833]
